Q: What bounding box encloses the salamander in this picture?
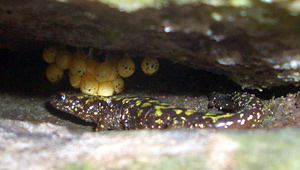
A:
[50,92,264,131]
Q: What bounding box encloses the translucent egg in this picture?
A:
[80,74,99,95]
[97,81,114,96]
[69,72,82,89]
[46,64,64,83]
[95,62,112,82]
[112,77,124,94]
[86,58,99,76]
[56,50,72,70]
[117,57,135,78]
[69,57,87,77]
[43,46,59,64]
[141,57,159,75]
[108,63,118,81]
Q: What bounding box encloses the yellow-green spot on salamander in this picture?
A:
[50,92,264,131]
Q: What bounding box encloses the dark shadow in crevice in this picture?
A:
[1,43,300,102]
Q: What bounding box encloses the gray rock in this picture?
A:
[0,118,299,170]
[2,0,300,89]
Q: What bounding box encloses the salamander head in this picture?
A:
[50,92,108,123]
[50,92,87,115]
[208,92,234,111]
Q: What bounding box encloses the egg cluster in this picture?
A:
[43,46,159,96]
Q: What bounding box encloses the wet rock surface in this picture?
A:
[0,41,300,169]
[0,118,299,170]
[1,0,300,89]
[1,0,300,169]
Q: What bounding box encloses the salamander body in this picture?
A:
[50,92,264,131]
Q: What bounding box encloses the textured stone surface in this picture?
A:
[1,0,300,89]
[0,118,299,170]
[1,1,300,169]
[0,41,300,169]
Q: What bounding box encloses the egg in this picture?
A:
[112,77,125,94]
[141,57,159,75]
[80,74,99,95]
[46,64,64,83]
[108,63,118,81]
[69,72,82,89]
[43,46,59,64]
[86,58,99,76]
[97,81,114,96]
[56,50,72,70]
[117,57,135,78]
[69,56,87,77]
[95,62,112,82]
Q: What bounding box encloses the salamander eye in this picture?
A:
[56,93,66,101]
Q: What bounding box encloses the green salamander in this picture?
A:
[50,92,264,131]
